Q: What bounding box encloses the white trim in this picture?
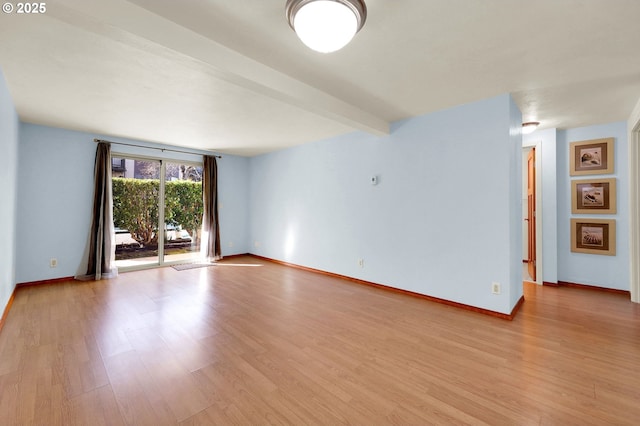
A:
[522,140,543,284]
[629,99,640,303]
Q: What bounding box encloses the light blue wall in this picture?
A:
[16,124,249,283]
[17,124,96,283]
[0,70,19,313]
[524,128,558,285]
[7,94,632,311]
[250,94,523,314]
[218,154,250,255]
[557,122,629,290]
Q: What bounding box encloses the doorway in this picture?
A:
[111,154,203,270]
[522,142,542,283]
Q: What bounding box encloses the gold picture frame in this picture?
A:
[571,178,616,214]
[569,138,614,176]
[570,218,616,256]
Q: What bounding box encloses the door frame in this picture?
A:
[523,140,543,284]
[629,108,640,303]
[111,152,204,272]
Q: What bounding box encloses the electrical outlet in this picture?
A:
[358,258,364,268]
[254,241,260,248]
[50,258,58,268]
[228,241,234,248]
[491,282,501,295]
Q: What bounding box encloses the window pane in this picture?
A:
[164,162,203,264]
[112,158,160,268]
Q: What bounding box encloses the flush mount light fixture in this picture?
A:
[522,121,540,135]
[286,0,367,53]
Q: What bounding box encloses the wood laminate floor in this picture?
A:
[1,255,639,425]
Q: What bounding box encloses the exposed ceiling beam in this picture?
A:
[51,0,390,136]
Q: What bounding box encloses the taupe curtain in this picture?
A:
[201,155,221,261]
[76,142,118,281]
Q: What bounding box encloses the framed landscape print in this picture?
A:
[569,138,614,176]
[570,218,616,256]
[571,178,616,214]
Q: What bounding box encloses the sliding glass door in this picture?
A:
[163,162,203,264]
[111,155,203,270]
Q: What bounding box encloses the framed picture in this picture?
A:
[571,178,616,214]
[570,218,616,256]
[569,138,614,176]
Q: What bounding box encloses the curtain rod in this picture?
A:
[94,138,222,158]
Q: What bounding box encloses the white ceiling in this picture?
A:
[1,0,639,156]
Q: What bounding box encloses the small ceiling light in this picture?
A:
[522,121,540,135]
[286,0,367,53]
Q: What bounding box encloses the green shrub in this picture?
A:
[165,180,203,246]
[112,178,203,246]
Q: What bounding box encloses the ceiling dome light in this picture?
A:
[522,121,540,135]
[286,0,367,53]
